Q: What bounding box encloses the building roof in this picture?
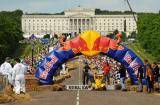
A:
[64,7,95,12]
[22,7,137,18]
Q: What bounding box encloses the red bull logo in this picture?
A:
[68,30,124,56]
[40,55,58,79]
[56,30,125,58]
[130,62,140,73]
[79,31,100,56]
[124,54,132,64]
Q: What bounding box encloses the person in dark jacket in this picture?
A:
[119,64,127,91]
[152,62,160,91]
[144,59,150,77]
[82,62,90,85]
[137,65,144,92]
[158,63,160,92]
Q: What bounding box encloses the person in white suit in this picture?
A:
[12,58,26,95]
[0,57,13,85]
[60,63,67,75]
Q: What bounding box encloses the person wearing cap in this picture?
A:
[0,57,13,85]
[12,58,26,95]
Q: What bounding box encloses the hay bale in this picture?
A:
[129,86,134,91]
[25,75,39,92]
[143,86,148,93]
[0,85,31,104]
[34,85,52,91]
[12,93,31,101]
[126,86,130,91]
[26,85,37,91]
[66,64,74,68]
[25,75,39,87]
[125,78,131,85]
[0,94,14,103]
[31,84,64,91]
[26,79,38,88]
[129,85,138,91]
[54,76,65,83]
[3,85,14,96]
[51,84,64,91]
[63,73,71,79]
[26,79,38,91]
[66,64,77,71]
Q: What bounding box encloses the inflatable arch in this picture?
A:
[36,30,146,85]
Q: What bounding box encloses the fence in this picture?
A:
[0,74,8,91]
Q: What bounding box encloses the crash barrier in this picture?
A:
[36,30,146,85]
[0,74,8,91]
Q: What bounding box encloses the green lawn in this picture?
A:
[13,41,44,58]
[127,42,156,63]
[13,44,32,58]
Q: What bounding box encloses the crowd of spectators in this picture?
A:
[82,55,160,92]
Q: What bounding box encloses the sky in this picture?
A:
[0,0,159,13]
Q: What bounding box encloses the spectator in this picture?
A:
[158,63,160,92]
[137,65,144,92]
[146,64,154,93]
[59,33,66,46]
[83,62,90,85]
[152,62,160,91]
[144,59,151,90]
[103,63,111,85]
[119,64,127,91]
[144,59,150,77]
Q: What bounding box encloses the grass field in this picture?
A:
[127,42,156,63]
[13,41,44,58]
[13,44,32,58]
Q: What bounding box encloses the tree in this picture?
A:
[0,10,23,64]
[43,34,50,39]
[137,13,160,62]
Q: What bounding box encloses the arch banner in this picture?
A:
[36,30,146,85]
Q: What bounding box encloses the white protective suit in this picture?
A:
[12,63,26,94]
[0,62,13,85]
[60,63,66,75]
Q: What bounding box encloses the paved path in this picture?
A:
[2,59,160,105]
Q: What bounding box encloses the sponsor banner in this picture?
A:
[121,50,137,66]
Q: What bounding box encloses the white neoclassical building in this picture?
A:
[22,7,137,38]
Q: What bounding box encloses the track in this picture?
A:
[2,59,160,105]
